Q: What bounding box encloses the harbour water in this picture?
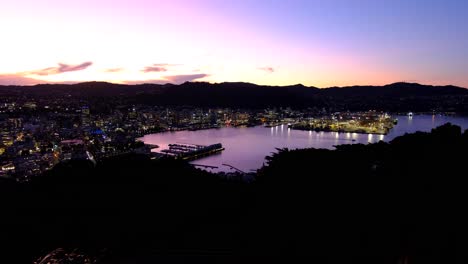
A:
[140,115,468,173]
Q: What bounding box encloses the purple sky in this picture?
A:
[1,0,467,87]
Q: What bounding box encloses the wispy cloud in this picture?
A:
[164,74,209,84]
[0,61,93,85]
[105,68,124,73]
[142,63,182,73]
[142,66,168,73]
[123,73,209,85]
[28,62,93,76]
[258,67,275,73]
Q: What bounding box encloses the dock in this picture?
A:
[192,164,219,169]
[159,143,224,161]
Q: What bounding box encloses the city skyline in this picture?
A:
[1,0,468,88]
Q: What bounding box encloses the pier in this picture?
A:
[191,164,219,169]
[159,143,224,161]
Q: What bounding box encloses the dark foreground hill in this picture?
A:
[1,81,467,111]
[1,123,468,263]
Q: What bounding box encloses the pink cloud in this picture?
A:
[142,63,182,73]
[163,74,209,83]
[29,62,93,76]
[258,67,275,73]
[105,68,124,73]
[123,73,209,85]
[142,66,168,73]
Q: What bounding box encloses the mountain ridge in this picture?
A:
[1,81,467,111]
[0,80,465,91]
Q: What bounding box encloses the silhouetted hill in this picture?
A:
[325,82,467,97]
[156,82,320,107]
[1,81,467,111]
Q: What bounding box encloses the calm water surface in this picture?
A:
[140,115,468,173]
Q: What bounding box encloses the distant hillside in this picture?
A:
[0,82,170,97]
[324,82,467,97]
[1,81,467,111]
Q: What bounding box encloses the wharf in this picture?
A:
[159,143,224,160]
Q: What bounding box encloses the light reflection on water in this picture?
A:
[140,115,468,173]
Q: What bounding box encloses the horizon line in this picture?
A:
[0,80,466,90]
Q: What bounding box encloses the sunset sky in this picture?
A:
[1,0,467,87]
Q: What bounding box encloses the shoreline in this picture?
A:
[137,113,468,139]
[288,126,390,135]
